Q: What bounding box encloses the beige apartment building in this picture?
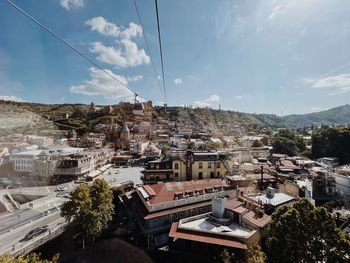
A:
[142,151,230,184]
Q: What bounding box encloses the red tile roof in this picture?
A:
[225,199,243,212]
[169,222,247,250]
[132,191,212,220]
[232,206,248,214]
[242,211,272,228]
[144,179,227,205]
[144,201,211,220]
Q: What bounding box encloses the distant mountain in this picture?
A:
[280,104,350,127]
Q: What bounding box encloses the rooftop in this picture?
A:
[139,179,227,205]
[179,214,255,239]
[169,222,247,249]
[251,192,295,207]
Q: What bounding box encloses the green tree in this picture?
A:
[312,126,350,164]
[265,198,350,263]
[252,139,263,148]
[272,129,305,156]
[0,253,59,263]
[247,243,266,263]
[61,179,114,248]
[214,248,235,263]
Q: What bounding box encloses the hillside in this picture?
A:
[281,104,350,127]
[1,100,350,134]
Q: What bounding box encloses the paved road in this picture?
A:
[0,211,64,255]
[0,166,143,256]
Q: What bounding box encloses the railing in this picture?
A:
[11,225,67,257]
[0,207,60,236]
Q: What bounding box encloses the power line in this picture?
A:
[154,0,167,106]
[132,0,163,99]
[4,0,140,98]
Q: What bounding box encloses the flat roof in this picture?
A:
[179,216,255,239]
[11,150,43,156]
[169,222,247,250]
[252,193,295,207]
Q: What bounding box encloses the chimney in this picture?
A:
[212,197,227,218]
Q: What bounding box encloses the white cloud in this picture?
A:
[89,40,150,68]
[69,67,134,100]
[121,23,143,40]
[305,73,350,95]
[154,101,165,106]
[193,100,211,108]
[174,78,182,85]
[59,0,84,10]
[85,17,120,37]
[85,17,148,68]
[193,94,221,108]
[0,95,23,102]
[127,75,143,82]
[205,94,220,103]
[85,18,142,39]
[234,95,243,99]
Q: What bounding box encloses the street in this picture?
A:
[0,165,143,256]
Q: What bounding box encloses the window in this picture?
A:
[217,171,220,177]
[208,162,212,168]
[216,162,221,168]
[175,172,179,177]
[210,172,214,178]
[198,162,203,169]
[174,162,179,169]
[198,172,203,179]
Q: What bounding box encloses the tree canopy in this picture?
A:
[312,126,350,164]
[272,129,305,156]
[265,198,350,263]
[0,253,58,263]
[247,243,266,263]
[252,139,263,148]
[61,179,114,247]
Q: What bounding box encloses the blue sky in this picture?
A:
[1,0,350,115]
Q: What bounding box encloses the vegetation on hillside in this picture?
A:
[272,129,306,156]
[312,126,350,164]
[2,100,350,134]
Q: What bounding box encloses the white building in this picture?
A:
[10,146,84,174]
[10,149,43,173]
[27,135,54,148]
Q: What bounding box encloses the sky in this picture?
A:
[1,0,350,115]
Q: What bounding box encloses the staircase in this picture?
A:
[0,193,19,213]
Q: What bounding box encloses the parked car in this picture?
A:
[23,225,49,241]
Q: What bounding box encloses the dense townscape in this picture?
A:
[0,100,349,262]
[2,0,350,261]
